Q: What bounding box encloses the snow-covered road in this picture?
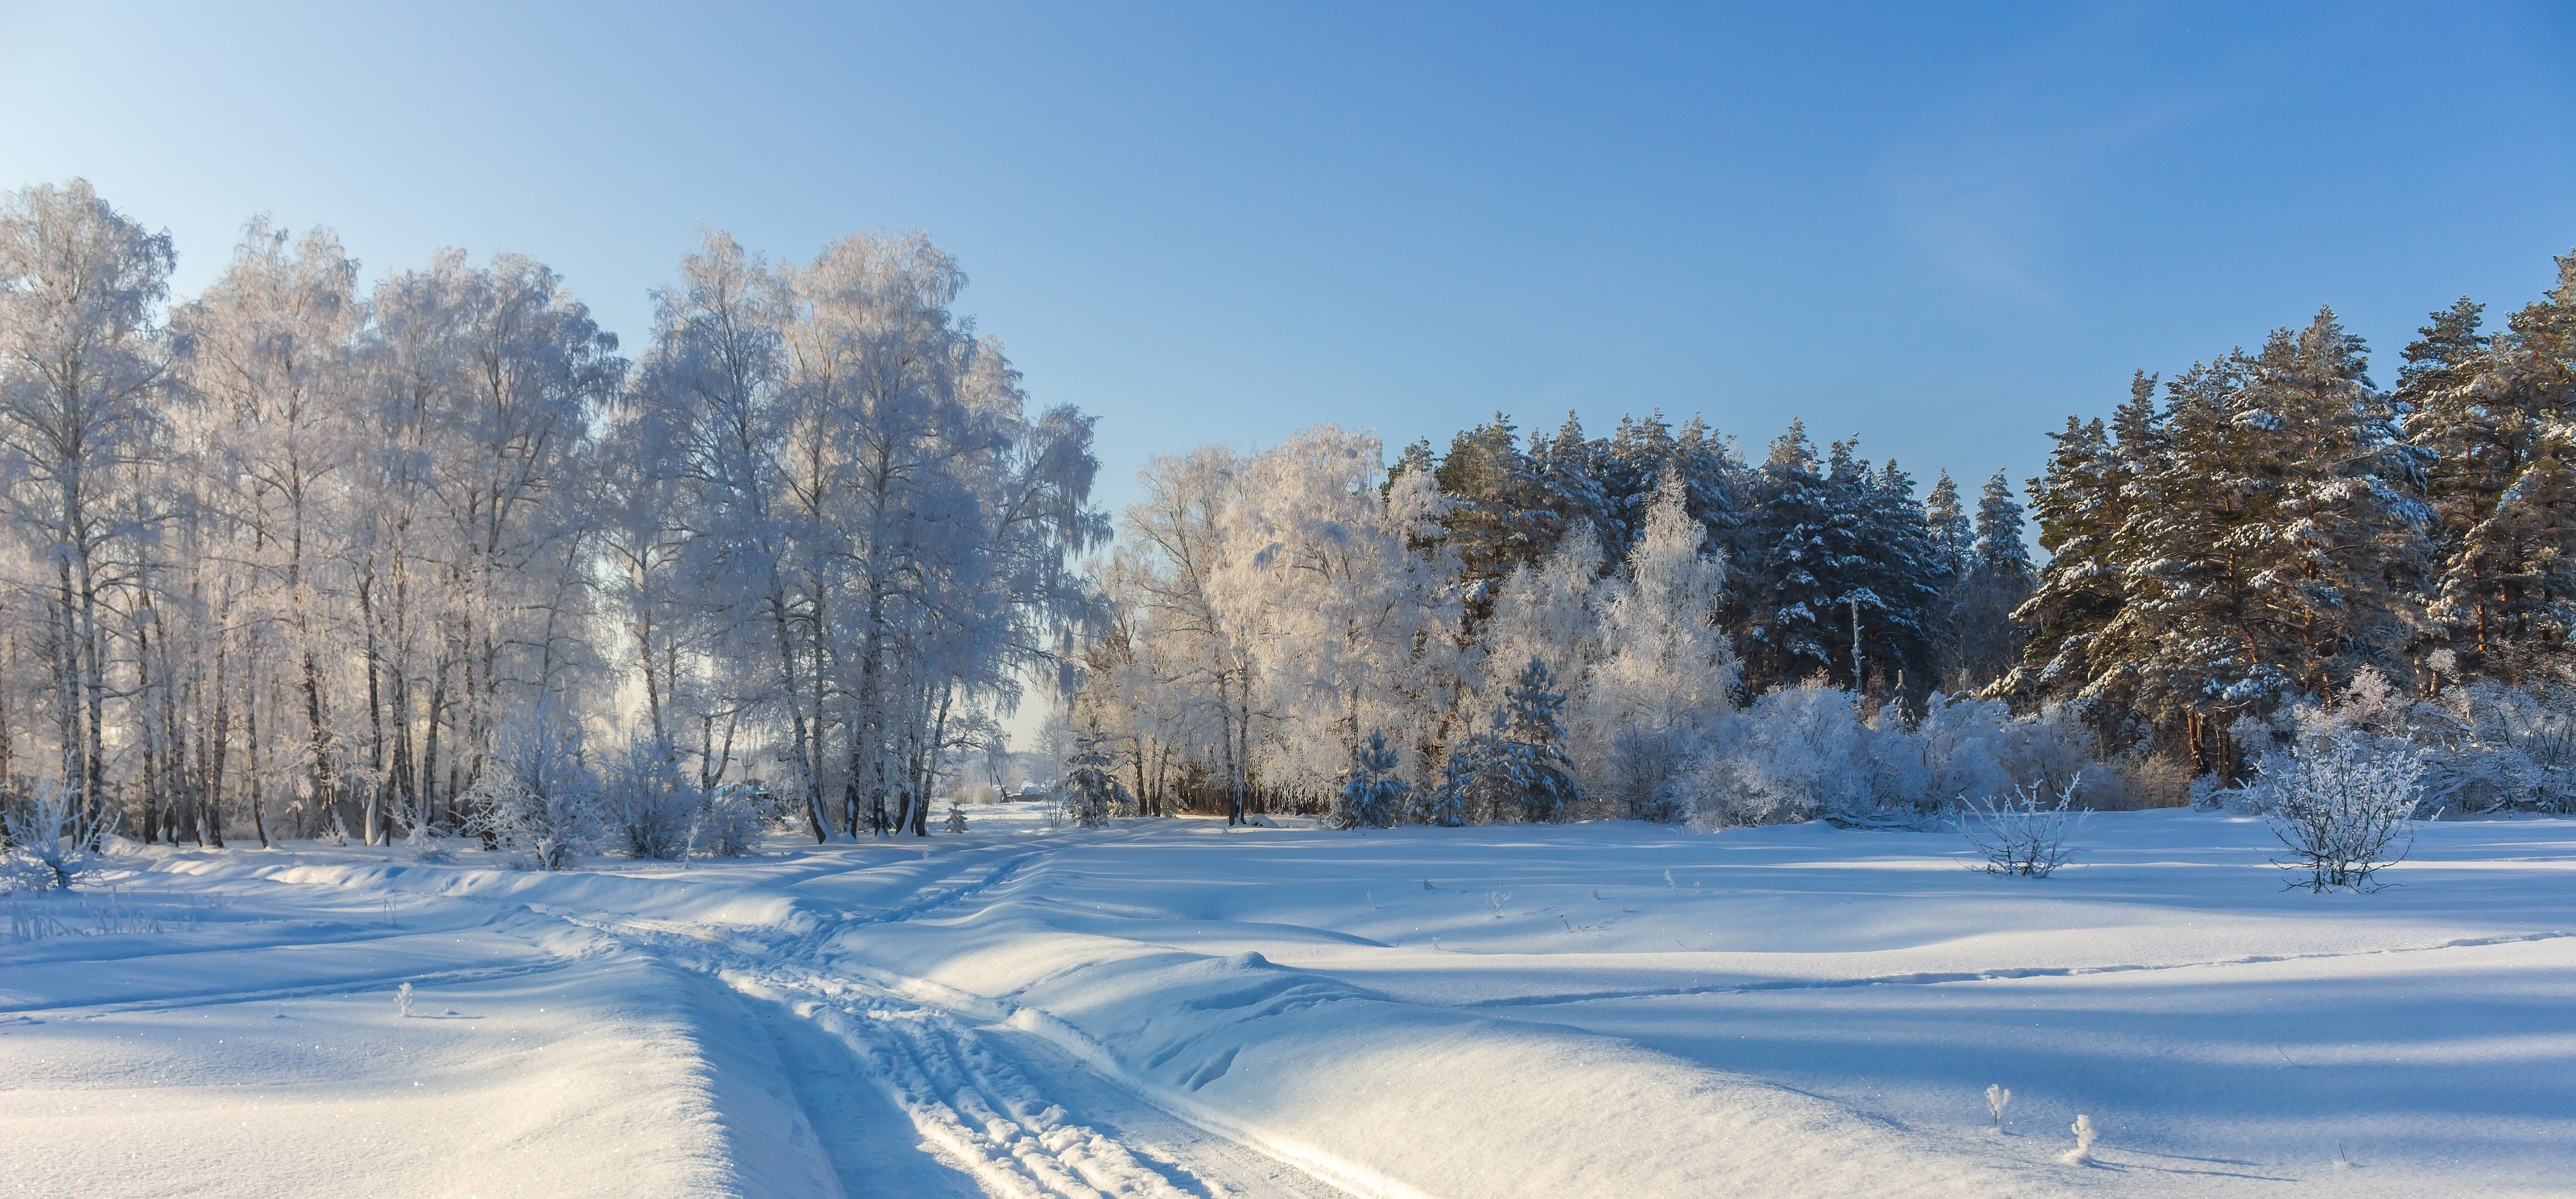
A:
[8,806,2575,1197]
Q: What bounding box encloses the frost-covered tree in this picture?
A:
[2103,311,2432,775]
[1437,657,1581,824]
[2409,257,2576,682]
[1333,729,1407,830]
[0,180,171,838]
[1578,473,1738,819]
[1060,719,1125,828]
[1476,522,1604,727]
[1092,427,1459,823]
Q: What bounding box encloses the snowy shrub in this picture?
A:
[1334,730,1409,830]
[1984,1084,2011,1133]
[689,782,769,858]
[2426,675,2576,813]
[1,782,109,892]
[464,705,598,870]
[1434,659,1582,824]
[1957,781,2087,877]
[1676,682,1882,826]
[1678,686,2110,830]
[2235,668,2576,816]
[1689,691,1897,826]
[2111,746,2195,810]
[1061,723,1125,829]
[595,740,704,860]
[2063,1113,2098,1165]
[1590,724,1709,823]
[2249,735,2424,892]
[943,801,969,834]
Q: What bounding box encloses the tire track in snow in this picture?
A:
[566,877,1357,1197]
[1459,929,2576,1008]
[0,954,582,1021]
[704,962,1352,1197]
[130,830,1357,1198]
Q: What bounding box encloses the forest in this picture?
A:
[3,176,2574,859]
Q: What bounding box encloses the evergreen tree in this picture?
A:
[1736,421,1852,690]
[1431,414,1563,621]
[1853,456,1946,698]
[2104,311,2430,773]
[1596,411,1678,558]
[1333,729,1408,829]
[2003,373,2157,725]
[1061,720,1127,828]
[1925,471,1973,578]
[1947,469,2036,690]
[2412,254,2576,680]
[1530,412,1610,550]
[1435,657,1581,823]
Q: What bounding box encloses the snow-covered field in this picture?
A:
[6,806,2573,1198]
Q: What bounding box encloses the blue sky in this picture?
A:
[4,2,2571,513]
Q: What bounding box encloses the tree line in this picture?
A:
[1067,250,2576,824]
[0,179,1104,853]
[6,172,2570,849]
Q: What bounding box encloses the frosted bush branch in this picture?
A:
[1,782,109,892]
[1956,781,2087,877]
[1984,1084,2011,1132]
[2254,735,2423,892]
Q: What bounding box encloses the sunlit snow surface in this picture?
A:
[5,806,2572,1197]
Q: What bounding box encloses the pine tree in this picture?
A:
[1061,720,1126,828]
[1736,421,1852,690]
[1925,471,1973,579]
[2412,253,2576,680]
[1434,657,1581,823]
[1948,469,2036,690]
[1431,414,1563,622]
[2002,373,2156,723]
[1334,729,1409,829]
[2104,311,2431,773]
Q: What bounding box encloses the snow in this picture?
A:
[8,805,2575,1197]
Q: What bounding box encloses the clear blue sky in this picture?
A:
[4,2,2572,513]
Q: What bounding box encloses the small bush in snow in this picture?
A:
[1957,782,2087,878]
[1678,686,2116,830]
[596,740,705,860]
[2253,735,2423,892]
[689,782,769,858]
[1334,730,1409,830]
[396,982,414,1019]
[1,782,109,892]
[2063,1113,2097,1165]
[1984,1084,2011,1132]
[943,801,969,834]
[464,705,597,870]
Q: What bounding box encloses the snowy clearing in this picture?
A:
[6,805,2574,1197]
